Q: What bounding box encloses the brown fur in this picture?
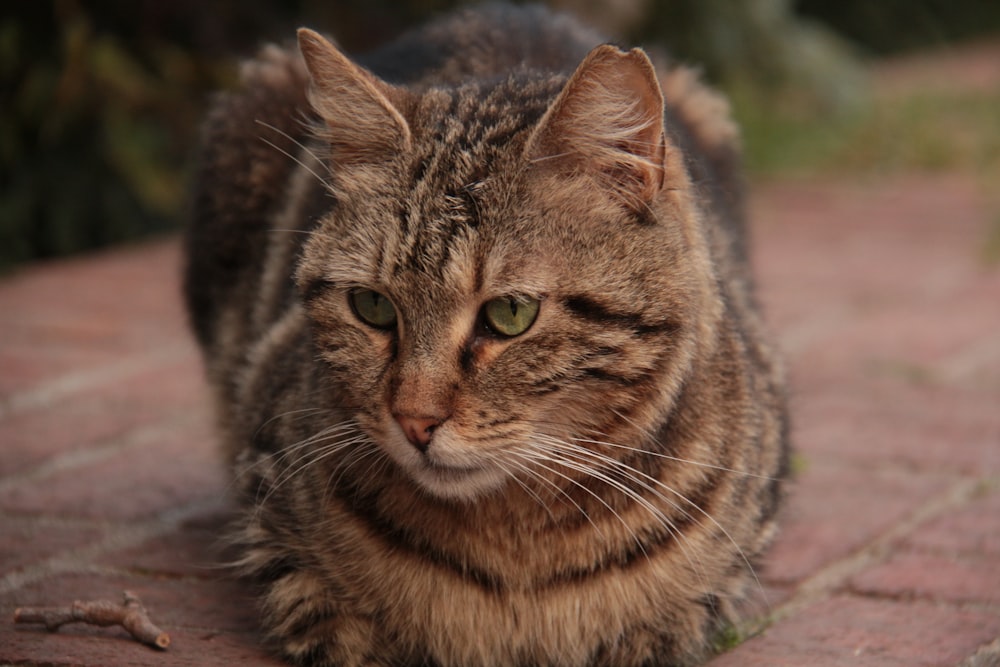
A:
[184,5,789,666]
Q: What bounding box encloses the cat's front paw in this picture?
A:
[261,571,390,667]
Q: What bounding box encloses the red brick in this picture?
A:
[761,462,953,585]
[780,291,1000,390]
[1,572,284,667]
[0,626,286,667]
[851,550,1000,605]
[750,175,994,362]
[2,570,260,636]
[707,594,1000,667]
[0,413,224,520]
[0,241,188,401]
[904,488,1000,556]
[791,378,1000,474]
[0,351,207,478]
[0,515,106,573]
[99,506,238,578]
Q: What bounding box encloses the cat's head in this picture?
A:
[293,30,721,501]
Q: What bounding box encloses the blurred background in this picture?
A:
[2,0,999,271]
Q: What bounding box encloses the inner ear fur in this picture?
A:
[525,44,669,206]
[297,28,413,165]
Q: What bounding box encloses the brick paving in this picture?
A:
[3,45,1000,659]
[1,171,996,666]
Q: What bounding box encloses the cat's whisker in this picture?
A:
[553,434,766,603]
[500,453,587,528]
[240,420,360,480]
[525,414,779,482]
[246,420,367,512]
[512,444,644,550]
[322,439,384,501]
[580,432,779,482]
[252,407,327,440]
[529,434,712,593]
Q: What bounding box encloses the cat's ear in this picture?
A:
[298,28,412,165]
[525,44,668,206]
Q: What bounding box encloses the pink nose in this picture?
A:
[394,414,442,452]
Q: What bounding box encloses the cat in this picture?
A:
[184,4,789,666]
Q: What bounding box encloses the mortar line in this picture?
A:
[761,474,996,627]
[0,341,194,421]
[0,495,227,596]
[0,410,204,494]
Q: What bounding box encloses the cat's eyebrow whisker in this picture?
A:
[253,121,332,191]
[254,119,329,172]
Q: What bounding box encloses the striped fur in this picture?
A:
[184,5,789,666]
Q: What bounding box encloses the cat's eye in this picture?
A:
[349,289,397,330]
[482,296,540,337]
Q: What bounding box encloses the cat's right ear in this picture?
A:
[524,45,672,209]
[297,29,412,165]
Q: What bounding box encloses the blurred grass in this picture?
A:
[735,79,1000,178]
[733,52,1000,265]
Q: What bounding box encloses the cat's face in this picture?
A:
[295,33,716,500]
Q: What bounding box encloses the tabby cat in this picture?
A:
[184,4,789,666]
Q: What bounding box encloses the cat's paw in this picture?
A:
[262,570,390,667]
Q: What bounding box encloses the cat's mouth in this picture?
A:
[419,458,484,483]
[407,454,506,500]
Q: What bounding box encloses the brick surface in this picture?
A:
[0,242,188,402]
[0,352,205,477]
[850,550,1000,605]
[791,379,1000,474]
[0,412,223,520]
[708,595,1000,667]
[0,515,107,575]
[903,487,1000,556]
[3,47,1000,667]
[99,508,237,579]
[760,462,954,585]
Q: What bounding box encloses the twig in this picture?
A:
[13,590,170,650]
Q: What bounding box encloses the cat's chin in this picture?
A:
[408,460,507,502]
[381,429,509,502]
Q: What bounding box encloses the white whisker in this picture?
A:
[254,119,332,190]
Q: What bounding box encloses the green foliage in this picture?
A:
[1,4,234,271]
[798,0,1000,55]
[710,622,746,654]
[734,82,1000,178]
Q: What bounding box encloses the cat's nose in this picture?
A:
[394,414,443,452]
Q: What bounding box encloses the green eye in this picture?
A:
[483,296,540,337]
[349,289,397,330]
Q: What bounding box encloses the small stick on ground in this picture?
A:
[13,590,170,650]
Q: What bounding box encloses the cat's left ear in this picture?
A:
[525,45,669,207]
[298,28,413,165]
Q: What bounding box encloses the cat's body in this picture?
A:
[185,5,788,666]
